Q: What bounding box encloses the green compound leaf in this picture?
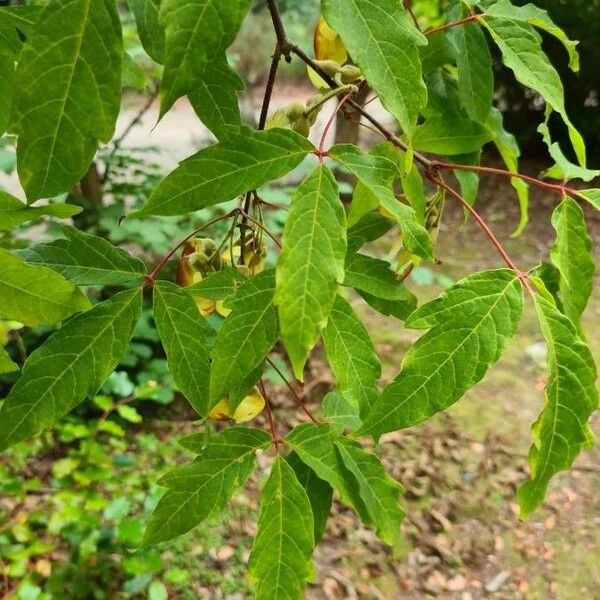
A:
[322,295,381,417]
[158,0,252,117]
[322,0,426,139]
[447,9,493,122]
[12,0,122,201]
[188,58,245,139]
[154,282,214,417]
[0,346,18,375]
[412,116,494,155]
[0,288,142,452]
[482,0,580,71]
[0,248,90,327]
[334,437,404,551]
[486,108,529,236]
[359,269,523,438]
[286,451,333,543]
[0,192,82,231]
[518,289,598,518]
[329,145,433,262]
[127,0,164,63]
[275,165,346,380]
[248,456,315,600]
[144,426,270,545]
[576,189,600,211]
[210,269,278,411]
[481,11,585,166]
[18,226,147,286]
[129,127,313,218]
[549,197,594,333]
[184,265,246,301]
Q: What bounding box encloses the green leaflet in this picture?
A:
[334,437,404,551]
[549,197,594,333]
[538,113,600,183]
[128,127,313,218]
[518,290,598,518]
[420,31,455,74]
[286,424,404,549]
[275,165,346,380]
[482,0,580,71]
[0,49,14,136]
[17,226,147,286]
[481,13,585,166]
[287,451,333,543]
[358,269,524,438]
[453,151,481,207]
[144,427,270,545]
[486,107,529,236]
[347,213,395,251]
[447,9,493,121]
[0,192,82,231]
[248,457,315,600]
[127,0,164,63]
[322,390,362,430]
[322,0,426,139]
[0,248,90,327]
[12,0,122,201]
[210,269,278,410]
[153,282,214,416]
[0,288,142,452]
[322,295,381,417]
[122,52,148,91]
[286,424,369,522]
[0,346,18,375]
[158,0,252,117]
[188,58,244,139]
[344,252,417,306]
[412,116,494,155]
[576,189,600,211]
[329,145,434,261]
[184,265,246,300]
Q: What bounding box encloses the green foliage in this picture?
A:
[0,0,598,597]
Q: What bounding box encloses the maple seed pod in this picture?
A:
[208,388,266,423]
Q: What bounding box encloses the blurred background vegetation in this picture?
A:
[0,1,599,599]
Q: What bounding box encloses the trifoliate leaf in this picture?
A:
[518,289,598,518]
[144,427,270,544]
[248,457,315,600]
[154,282,214,416]
[210,270,277,411]
[18,226,147,286]
[549,197,594,333]
[12,0,122,201]
[129,127,313,218]
[321,0,426,138]
[275,165,346,380]
[359,269,523,437]
[0,248,90,327]
[0,288,142,451]
[330,145,433,261]
[322,295,381,417]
